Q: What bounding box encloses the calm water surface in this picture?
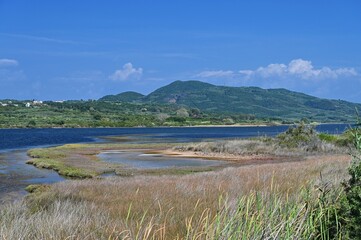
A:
[98,151,225,169]
[0,124,350,151]
[0,124,351,202]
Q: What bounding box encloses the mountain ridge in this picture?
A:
[99,91,144,102]
[99,80,360,122]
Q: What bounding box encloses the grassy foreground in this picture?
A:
[0,125,359,239]
[0,154,350,239]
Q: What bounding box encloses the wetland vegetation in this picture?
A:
[1,124,360,239]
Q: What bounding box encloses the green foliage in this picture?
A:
[27,158,95,178]
[319,131,355,147]
[27,148,95,178]
[1,80,359,128]
[0,98,263,128]
[166,116,186,123]
[25,184,50,194]
[340,129,358,146]
[99,91,144,102]
[337,126,361,239]
[276,123,319,150]
[27,120,36,127]
[142,80,360,122]
[92,113,102,120]
[318,133,338,142]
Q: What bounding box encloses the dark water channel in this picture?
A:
[0,124,351,202]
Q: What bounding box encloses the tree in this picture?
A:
[93,114,102,120]
[190,108,201,117]
[27,120,36,127]
[176,108,189,118]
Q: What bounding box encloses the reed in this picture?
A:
[0,153,350,239]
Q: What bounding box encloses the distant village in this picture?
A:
[0,100,64,108]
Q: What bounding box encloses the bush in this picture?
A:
[318,133,338,143]
[276,123,327,152]
[337,127,361,239]
[277,123,316,148]
[27,120,36,127]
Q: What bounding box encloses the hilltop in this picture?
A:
[99,91,144,102]
[100,80,361,122]
[1,80,359,128]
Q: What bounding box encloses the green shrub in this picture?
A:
[318,133,338,143]
[337,126,361,239]
[27,120,36,127]
[276,123,321,151]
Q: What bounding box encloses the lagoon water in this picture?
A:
[98,151,225,169]
[0,124,350,151]
[0,124,351,201]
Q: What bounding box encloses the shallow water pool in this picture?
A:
[98,151,225,169]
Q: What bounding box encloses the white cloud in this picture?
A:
[0,58,18,67]
[239,59,357,80]
[109,63,143,81]
[196,70,234,78]
[256,63,288,78]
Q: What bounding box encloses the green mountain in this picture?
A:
[100,80,361,122]
[99,91,144,102]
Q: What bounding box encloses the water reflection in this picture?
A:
[0,150,64,203]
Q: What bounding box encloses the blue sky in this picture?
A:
[1,0,361,102]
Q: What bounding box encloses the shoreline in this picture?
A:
[157,148,350,165]
[0,121,353,130]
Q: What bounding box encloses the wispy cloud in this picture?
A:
[0,33,85,45]
[109,63,143,81]
[195,70,235,78]
[196,59,358,81]
[239,59,357,80]
[191,59,360,101]
[0,58,18,67]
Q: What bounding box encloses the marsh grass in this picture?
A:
[175,125,346,158]
[26,142,181,179]
[5,126,352,239]
[27,147,98,178]
[0,153,350,239]
[2,188,342,239]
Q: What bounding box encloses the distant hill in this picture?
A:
[99,91,144,102]
[100,80,361,122]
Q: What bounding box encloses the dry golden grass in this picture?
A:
[173,138,346,158]
[4,153,349,239]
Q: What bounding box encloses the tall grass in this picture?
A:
[0,154,350,239]
[174,136,344,159]
[185,189,343,239]
[0,188,344,239]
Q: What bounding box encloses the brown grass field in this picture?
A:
[1,148,351,239]
[0,128,356,239]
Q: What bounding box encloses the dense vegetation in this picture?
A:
[0,99,260,128]
[103,80,361,122]
[1,80,360,128]
[99,91,144,102]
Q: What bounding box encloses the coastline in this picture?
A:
[0,121,353,130]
